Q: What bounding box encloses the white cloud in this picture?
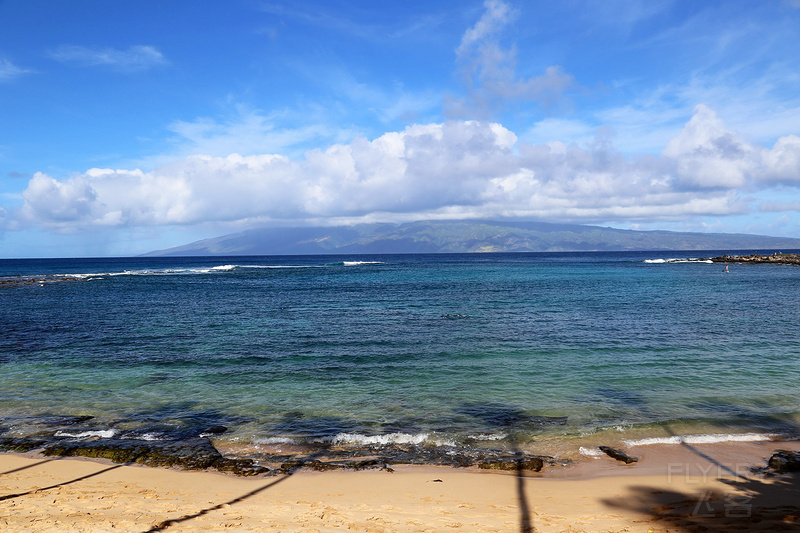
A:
[456,0,514,57]
[12,106,798,234]
[20,173,100,227]
[662,104,756,189]
[760,135,800,183]
[449,0,574,118]
[49,45,167,71]
[0,57,31,82]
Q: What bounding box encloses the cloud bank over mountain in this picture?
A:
[12,105,799,234]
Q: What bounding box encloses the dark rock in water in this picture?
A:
[201,425,228,435]
[270,412,362,439]
[57,415,95,426]
[599,446,639,464]
[456,402,567,430]
[41,437,271,476]
[3,414,96,431]
[107,406,252,442]
[593,387,646,407]
[767,450,800,473]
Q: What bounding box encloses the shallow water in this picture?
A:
[1,251,799,463]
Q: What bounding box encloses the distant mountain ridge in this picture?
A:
[144,220,800,256]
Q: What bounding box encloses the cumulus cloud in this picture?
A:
[760,135,800,183]
[662,104,757,189]
[20,173,100,227]
[15,122,517,230]
[12,104,798,234]
[449,0,574,118]
[49,45,167,71]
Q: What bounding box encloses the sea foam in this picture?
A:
[253,437,299,445]
[623,432,776,447]
[644,258,713,264]
[326,432,430,446]
[342,261,384,266]
[54,429,117,439]
[579,446,605,457]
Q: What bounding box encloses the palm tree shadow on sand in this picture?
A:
[512,445,535,533]
[142,472,294,533]
[599,408,800,532]
[141,450,330,533]
[456,402,545,533]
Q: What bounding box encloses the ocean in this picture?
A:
[1,251,799,468]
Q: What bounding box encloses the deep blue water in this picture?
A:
[1,251,799,461]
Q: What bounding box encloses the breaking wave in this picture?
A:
[644,258,714,264]
[54,429,117,439]
[623,432,778,447]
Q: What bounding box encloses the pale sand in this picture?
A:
[1,441,799,532]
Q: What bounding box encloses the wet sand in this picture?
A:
[2,440,799,532]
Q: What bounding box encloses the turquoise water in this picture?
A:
[1,251,799,461]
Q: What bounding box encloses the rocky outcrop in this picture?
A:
[41,438,271,476]
[599,445,639,464]
[767,450,800,473]
[2,433,557,475]
[707,253,800,266]
[476,457,544,471]
[0,437,51,453]
[279,458,394,473]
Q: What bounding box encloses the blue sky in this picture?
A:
[1,0,800,257]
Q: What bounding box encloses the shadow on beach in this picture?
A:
[141,446,345,532]
[456,402,541,533]
[603,473,800,532]
[513,447,535,533]
[0,462,124,502]
[600,409,800,531]
[142,470,297,532]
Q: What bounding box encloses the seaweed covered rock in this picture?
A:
[0,437,51,453]
[477,457,544,471]
[42,437,271,476]
[279,458,393,473]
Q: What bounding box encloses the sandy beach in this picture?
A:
[2,440,798,532]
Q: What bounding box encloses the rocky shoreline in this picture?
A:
[4,433,799,477]
[3,413,799,477]
[0,434,560,475]
[705,253,800,265]
[0,411,573,476]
